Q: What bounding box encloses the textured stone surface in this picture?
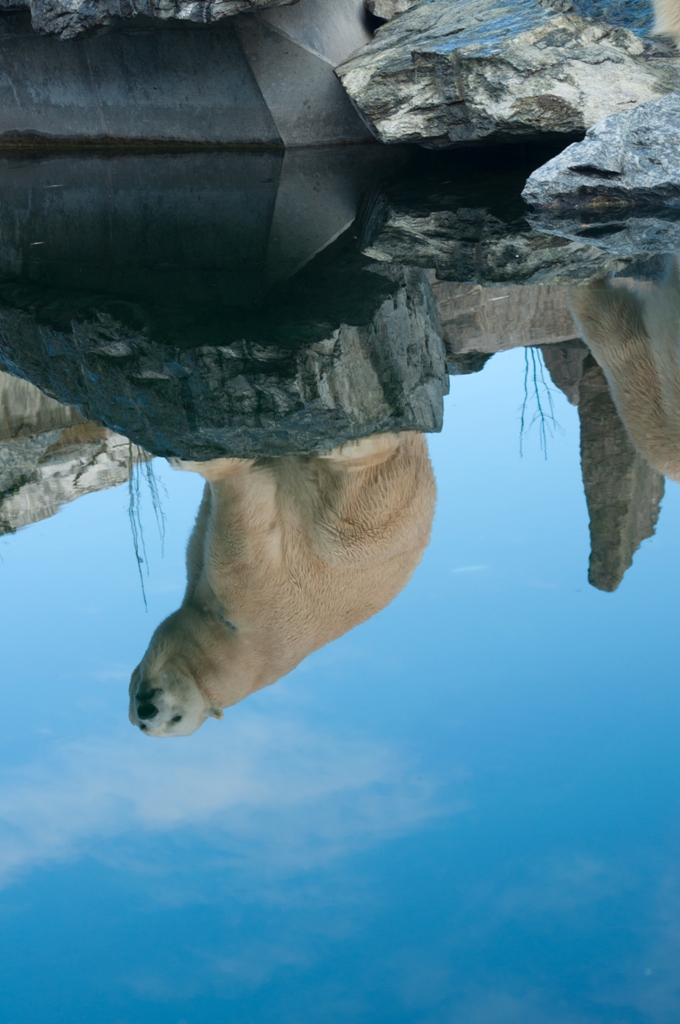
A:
[540,338,588,403]
[361,195,643,284]
[0,266,448,460]
[336,0,680,148]
[366,0,419,19]
[433,280,580,358]
[578,360,664,591]
[0,147,449,463]
[5,0,293,40]
[0,371,147,535]
[528,209,680,258]
[0,368,84,440]
[522,92,680,210]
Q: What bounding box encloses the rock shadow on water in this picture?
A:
[0,150,449,461]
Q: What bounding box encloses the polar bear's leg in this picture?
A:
[569,281,648,365]
[652,0,680,40]
[569,281,680,477]
[185,484,212,597]
[203,462,281,570]
[310,432,436,566]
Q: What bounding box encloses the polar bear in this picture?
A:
[129,432,435,737]
[569,259,680,481]
[653,0,680,41]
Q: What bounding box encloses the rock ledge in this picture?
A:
[522,92,680,209]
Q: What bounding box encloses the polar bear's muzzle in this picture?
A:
[129,665,214,737]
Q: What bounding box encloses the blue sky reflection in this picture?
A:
[1,349,679,1023]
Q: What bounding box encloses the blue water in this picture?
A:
[1,348,679,1023]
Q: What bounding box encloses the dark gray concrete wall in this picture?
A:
[0,15,285,145]
[0,0,374,146]
[234,15,373,147]
[260,0,370,66]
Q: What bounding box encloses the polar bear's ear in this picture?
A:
[208,707,224,720]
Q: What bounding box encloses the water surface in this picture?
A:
[0,147,679,1024]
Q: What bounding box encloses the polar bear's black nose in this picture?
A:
[137,703,159,720]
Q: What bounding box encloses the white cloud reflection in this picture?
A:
[0,714,453,888]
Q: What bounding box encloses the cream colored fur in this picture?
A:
[653,0,680,40]
[569,259,680,481]
[129,433,435,737]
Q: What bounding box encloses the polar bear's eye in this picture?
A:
[171,715,183,723]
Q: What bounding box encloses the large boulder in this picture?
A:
[336,0,680,148]
[3,0,293,39]
[0,262,448,460]
[0,147,447,460]
[0,371,147,535]
[522,91,680,209]
[435,280,580,362]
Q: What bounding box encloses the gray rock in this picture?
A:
[433,280,580,359]
[522,91,680,210]
[0,371,148,535]
[336,0,680,148]
[366,0,418,19]
[0,147,449,459]
[6,0,293,40]
[446,350,493,375]
[577,359,664,591]
[571,0,653,35]
[0,266,448,461]
[0,368,84,440]
[540,337,588,403]
[361,197,642,283]
[527,209,680,257]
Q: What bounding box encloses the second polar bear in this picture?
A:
[129,433,435,737]
[569,259,680,481]
[654,0,680,40]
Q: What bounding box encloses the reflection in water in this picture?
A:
[570,262,680,483]
[129,433,435,736]
[0,152,677,620]
[2,138,680,1021]
[654,0,680,39]
[0,369,147,534]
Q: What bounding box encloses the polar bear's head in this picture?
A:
[129,608,226,737]
[128,664,224,737]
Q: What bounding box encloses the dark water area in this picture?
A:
[1,141,680,1023]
